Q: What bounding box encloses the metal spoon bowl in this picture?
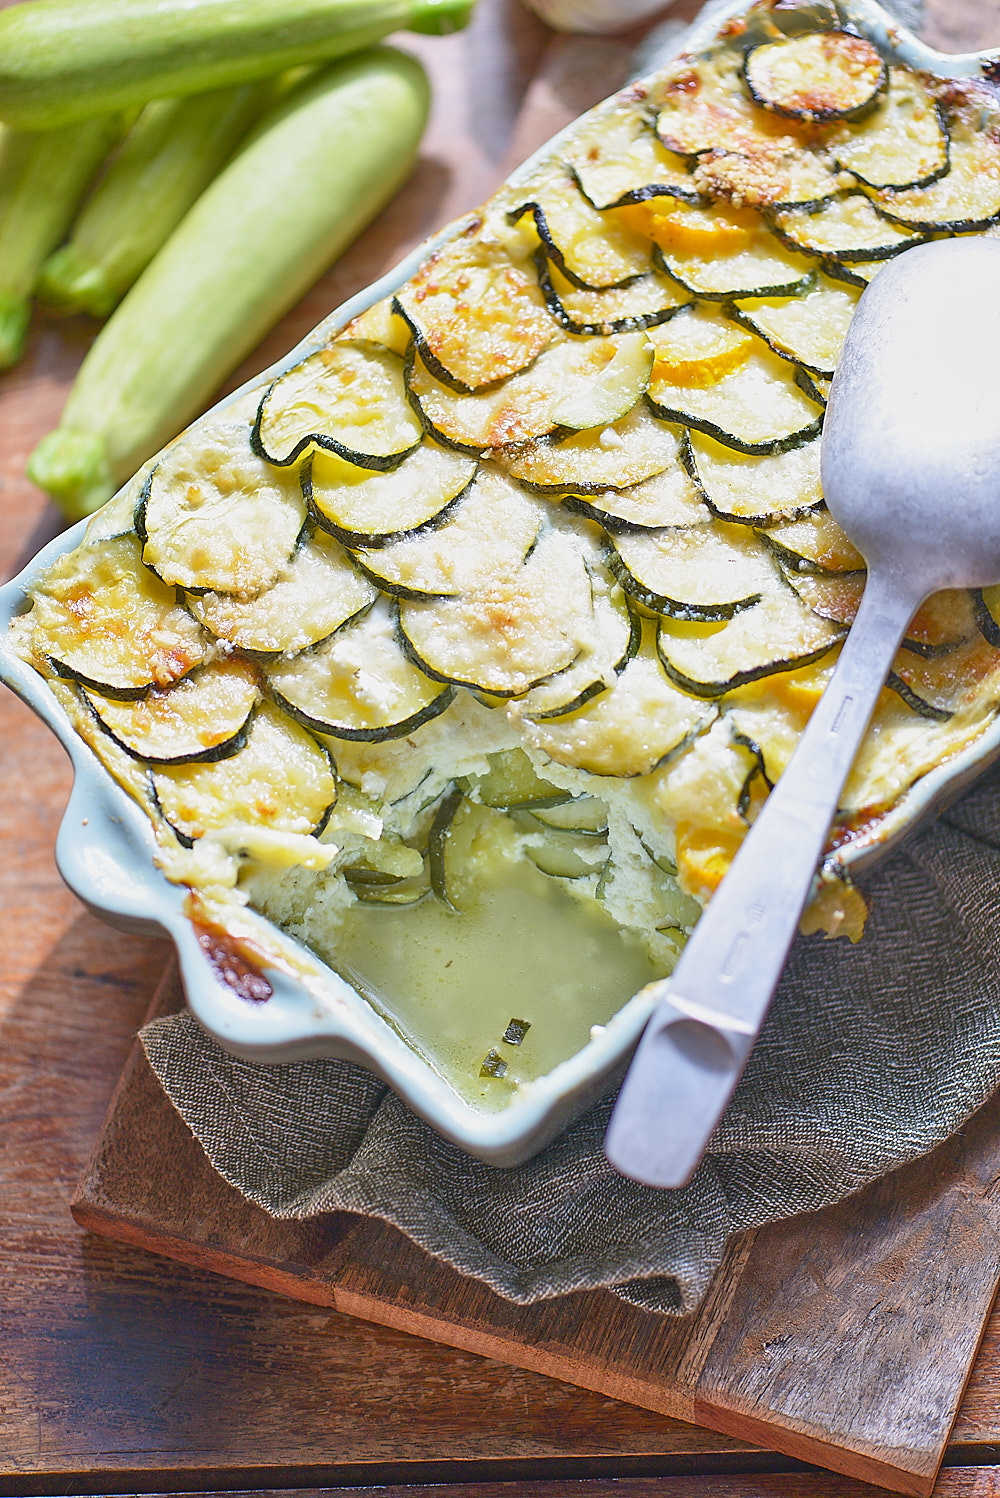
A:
[605,236,1000,1189]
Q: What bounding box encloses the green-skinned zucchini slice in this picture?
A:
[151,699,336,845]
[267,597,454,742]
[306,442,476,548]
[770,192,928,262]
[536,254,690,336]
[655,227,813,300]
[83,657,260,765]
[873,115,1000,232]
[744,32,886,123]
[511,178,651,289]
[566,456,709,532]
[655,52,810,160]
[762,508,864,573]
[526,825,608,880]
[349,468,543,600]
[888,635,1000,721]
[821,257,884,290]
[189,529,377,656]
[393,230,554,393]
[648,314,823,455]
[138,413,307,597]
[508,560,639,718]
[498,401,675,495]
[563,106,701,211]
[788,573,975,657]
[519,645,714,777]
[398,525,596,698]
[685,429,823,526]
[609,522,776,620]
[28,533,206,699]
[732,276,858,377]
[691,144,841,211]
[407,333,651,453]
[830,69,948,190]
[254,340,423,471]
[457,747,569,809]
[656,582,844,698]
[531,795,608,833]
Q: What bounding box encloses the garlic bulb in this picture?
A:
[522,0,674,34]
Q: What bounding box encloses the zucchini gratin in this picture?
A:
[12,0,1000,1100]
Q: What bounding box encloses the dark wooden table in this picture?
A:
[4,3,1000,1495]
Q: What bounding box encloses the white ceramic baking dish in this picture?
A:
[3,0,999,1165]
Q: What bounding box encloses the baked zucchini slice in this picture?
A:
[188,528,377,655]
[647,309,824,455]
[151,699,336,845]
[525,825,608,880]
[690,144,840,211]
[29,532,206,699]
[306,441,477,548]
[510,177,651,289]
[531,794,608,832]
[830,69,948,190]
[873,111,1000,232]
[397,524,597,698]
[498,400,684,496]
[457,747,568,809]
[732,275,858,377]
[83,656,260,765]
[647,200,813,299]
[743,32,887,124]
[348,467,543,600]
[656,581,844,697]
[761,508,864,574]
[609,521,775,620]
[888,635,1000,721]
[770,192,928,262]
[976,584,1000,646]
[519,643,714,777]
[655,52,808,161]
[684,429,823,525]
[254,340,423,471]
[508,559,638,718]
[393,228,554,393]
[562,105,700,211]
[406,332,653,452]
[267,597,454,741]
[138,409,307,596]
[565,450,708,532]
[536,253,690,336]
[788,573,975,657]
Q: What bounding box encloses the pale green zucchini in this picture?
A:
[37,81,276,318]
[0,0,470,130]
[0,113,122,367]
[28,47,431,520]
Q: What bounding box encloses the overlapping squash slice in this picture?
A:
[255,340,423,470]
[29,532,206,697]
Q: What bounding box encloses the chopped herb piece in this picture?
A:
[502,1018,531,1046]
[480,1048,508,1079]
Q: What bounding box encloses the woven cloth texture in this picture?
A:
[139,0,985,1320]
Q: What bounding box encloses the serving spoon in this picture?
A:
[605,235,1000,1189]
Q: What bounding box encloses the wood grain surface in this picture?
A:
[70,965,1000,1497]
[3,2,1000,1496]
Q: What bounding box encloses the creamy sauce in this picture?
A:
[330,859,664,1108]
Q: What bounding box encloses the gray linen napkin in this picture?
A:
[141,0,966,1319]
[142,762,1000,1315]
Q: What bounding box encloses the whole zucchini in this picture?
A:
[0,0,469,130]
[0,113,123,367]
[28,47,430,520]
[37,81,277,318]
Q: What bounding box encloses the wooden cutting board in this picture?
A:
[73,960,1000,1498]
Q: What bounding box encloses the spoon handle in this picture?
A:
[604,570,924,1189]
